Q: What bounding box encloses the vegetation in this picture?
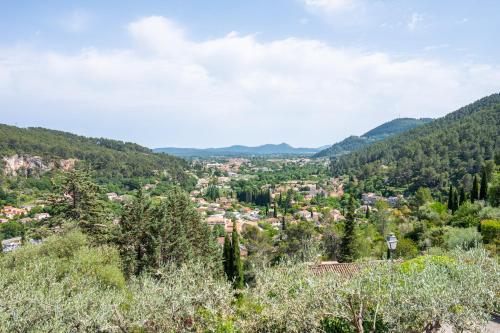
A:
[330,93,500,194]
[315,118,432,158]
[0,123,192,189]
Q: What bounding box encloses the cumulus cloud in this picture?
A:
[0,16,499,147]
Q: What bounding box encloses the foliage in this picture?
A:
[444,227,482,250]
[331,94,500,193]
[450,201,482,228]
[489,171,500,207]
[316,118,432,158]
[117,187,221,276]
[47,169,110,239]
[339,195,358,262]
[0,220,24,240]
[0,123,191,187]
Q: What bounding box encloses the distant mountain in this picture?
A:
[0,124,190,183]
[314,118,433,158]
[330,93,500,192]
[154,143,323,157]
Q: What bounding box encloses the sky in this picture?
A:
[1,0,499,148]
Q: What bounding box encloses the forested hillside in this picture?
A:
[0,124,190,182]
[315,118,432,158]
[330,93,500,193]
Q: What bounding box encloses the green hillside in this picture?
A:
[330,93,500,193]
[0,124,190,183]
[315,118,432,158]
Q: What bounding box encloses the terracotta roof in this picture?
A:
[310,260,401,278]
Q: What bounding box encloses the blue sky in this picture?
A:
[1,0,499,148]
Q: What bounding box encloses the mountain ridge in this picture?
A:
[154,142,324,157]
[314,117,433,158]
[330,93,500,193]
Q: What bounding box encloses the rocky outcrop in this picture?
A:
[2,155,78,177]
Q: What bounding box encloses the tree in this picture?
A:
[339,195,357,262]
[117,189,152,276]
[488,171,500,207]
[223,234,232,280]
[471,174,479,202]
[118,186,220,275]
[47,169,109,238]
[447,185,454,211]
[415,187,432,207]
[231,222,244,289]
[452,187,459,212]
[459,187,466,206]
[479,168,488,200]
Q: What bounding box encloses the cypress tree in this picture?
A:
[365,206,370,219]
[339,195,357,263]
[231,222,244,289]
[480,169,488,200]
[459,187,466,206]
[471,175,479,203]
[452,187,459,212]
[273,202,278,218]
[223,234,232,280]
[447,185,454,211]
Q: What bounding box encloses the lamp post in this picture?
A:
[386,233,398,260]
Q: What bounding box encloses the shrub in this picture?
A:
[480,219,500,243]
[444,227,482,250]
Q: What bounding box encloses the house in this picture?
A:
[206,215,229,228]
[0,218,9,224]
[106,192,120,201]
[330,209,344,221]
[1,237,22,252]
[362,193,384,206]
[1,206,28,218]
[34,213,51,221]
[19,217,34,224]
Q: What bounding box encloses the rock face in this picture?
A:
[2,155,77,177]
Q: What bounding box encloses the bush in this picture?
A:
[444,227,482,250]
[450,202,481,228]
[393,237,419,259]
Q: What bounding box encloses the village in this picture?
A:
[0,156,407,254]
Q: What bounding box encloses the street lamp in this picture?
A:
[386,233,398,260]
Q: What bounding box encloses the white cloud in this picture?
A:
[0,16,499,147]
[407,12,424,31]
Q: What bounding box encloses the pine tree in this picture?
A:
[471,175,479,203]
[119,186,219,275]
[339,195,357,263]
[480,168,488,200]
[231,222,244,289]
[118,189,152,276]
[223,234,232,280]
[48,168,108,239]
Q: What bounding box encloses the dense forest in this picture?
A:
[315,118,433,158]
[330,94,500,194]
[0,124,191,186]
